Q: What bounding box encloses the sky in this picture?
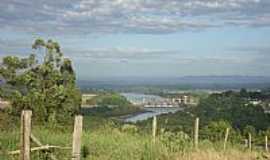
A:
[0,0,270,80]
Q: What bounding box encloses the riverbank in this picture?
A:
[121,107,183,123]
[117,109,150,121]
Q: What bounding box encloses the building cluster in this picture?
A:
[143,95,199,108]
[171,95,198,105]
[121,93,200,108]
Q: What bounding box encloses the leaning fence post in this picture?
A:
[31,134,58,160]
[265,135,268,152]
[152,116,157,143]
[20,110,32,160]
[72,115,83,160]
[223,128,230,150]
[248,133,252,151]
[194,117,199,150]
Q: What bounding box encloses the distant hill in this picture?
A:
[78,76,270,90]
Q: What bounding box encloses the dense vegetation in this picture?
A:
[137,89,270,146]
[0,39,81,123]
[82,92,142,117]
[195,92,269,130]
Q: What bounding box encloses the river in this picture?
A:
[82,93,183,123]
[121,93,183,123]
[123,107,183,123]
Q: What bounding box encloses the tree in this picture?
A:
[201,120,231,141]
[200,120,243,143]
[240,88,248,98]
[0,39,81,123]
[195,93,269,131]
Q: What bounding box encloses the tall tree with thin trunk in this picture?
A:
[0,38,81,123]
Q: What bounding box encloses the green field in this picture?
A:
[0,115,269,160]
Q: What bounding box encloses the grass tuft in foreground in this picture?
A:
[1,121,269,160]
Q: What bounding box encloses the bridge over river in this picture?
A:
[121,93,185,122]
[121,93,181,108]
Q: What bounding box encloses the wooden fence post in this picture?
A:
[194,117,199,150]
[223,128,230,150]
[72,115,83,160]
[20,110,32,160]
[152,116,157,143]
[265,135,268,152]
[244,139,248,148]
[248,133,252,151]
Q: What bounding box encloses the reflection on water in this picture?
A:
[124,107,182,123]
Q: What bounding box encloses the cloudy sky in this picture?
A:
[0,0,270,80]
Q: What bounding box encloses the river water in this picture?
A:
[123,107,183,123]
[121,93,183,122]
[82,93,183,123]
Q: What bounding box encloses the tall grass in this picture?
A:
[0,122,268,160]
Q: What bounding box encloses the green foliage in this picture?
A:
[200,120,242,144]
[1,117,263,160]
[87,93,131,107]
[194,94,269,131]
[0,39,81,123]
[137,89,270,144]
[137,109,194,135]
[83,93,142,117]
[97,94,128,106]
[243,125,256,137]
[82,145,90,158]
[121,124,138,134]
[201,120,231,141]
[159,130,192,152]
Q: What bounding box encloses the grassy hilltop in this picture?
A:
[0,117,268,160]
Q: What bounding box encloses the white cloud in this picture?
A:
[0,0,269,35]
[65,47,180,60]
[64,47,254,66]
